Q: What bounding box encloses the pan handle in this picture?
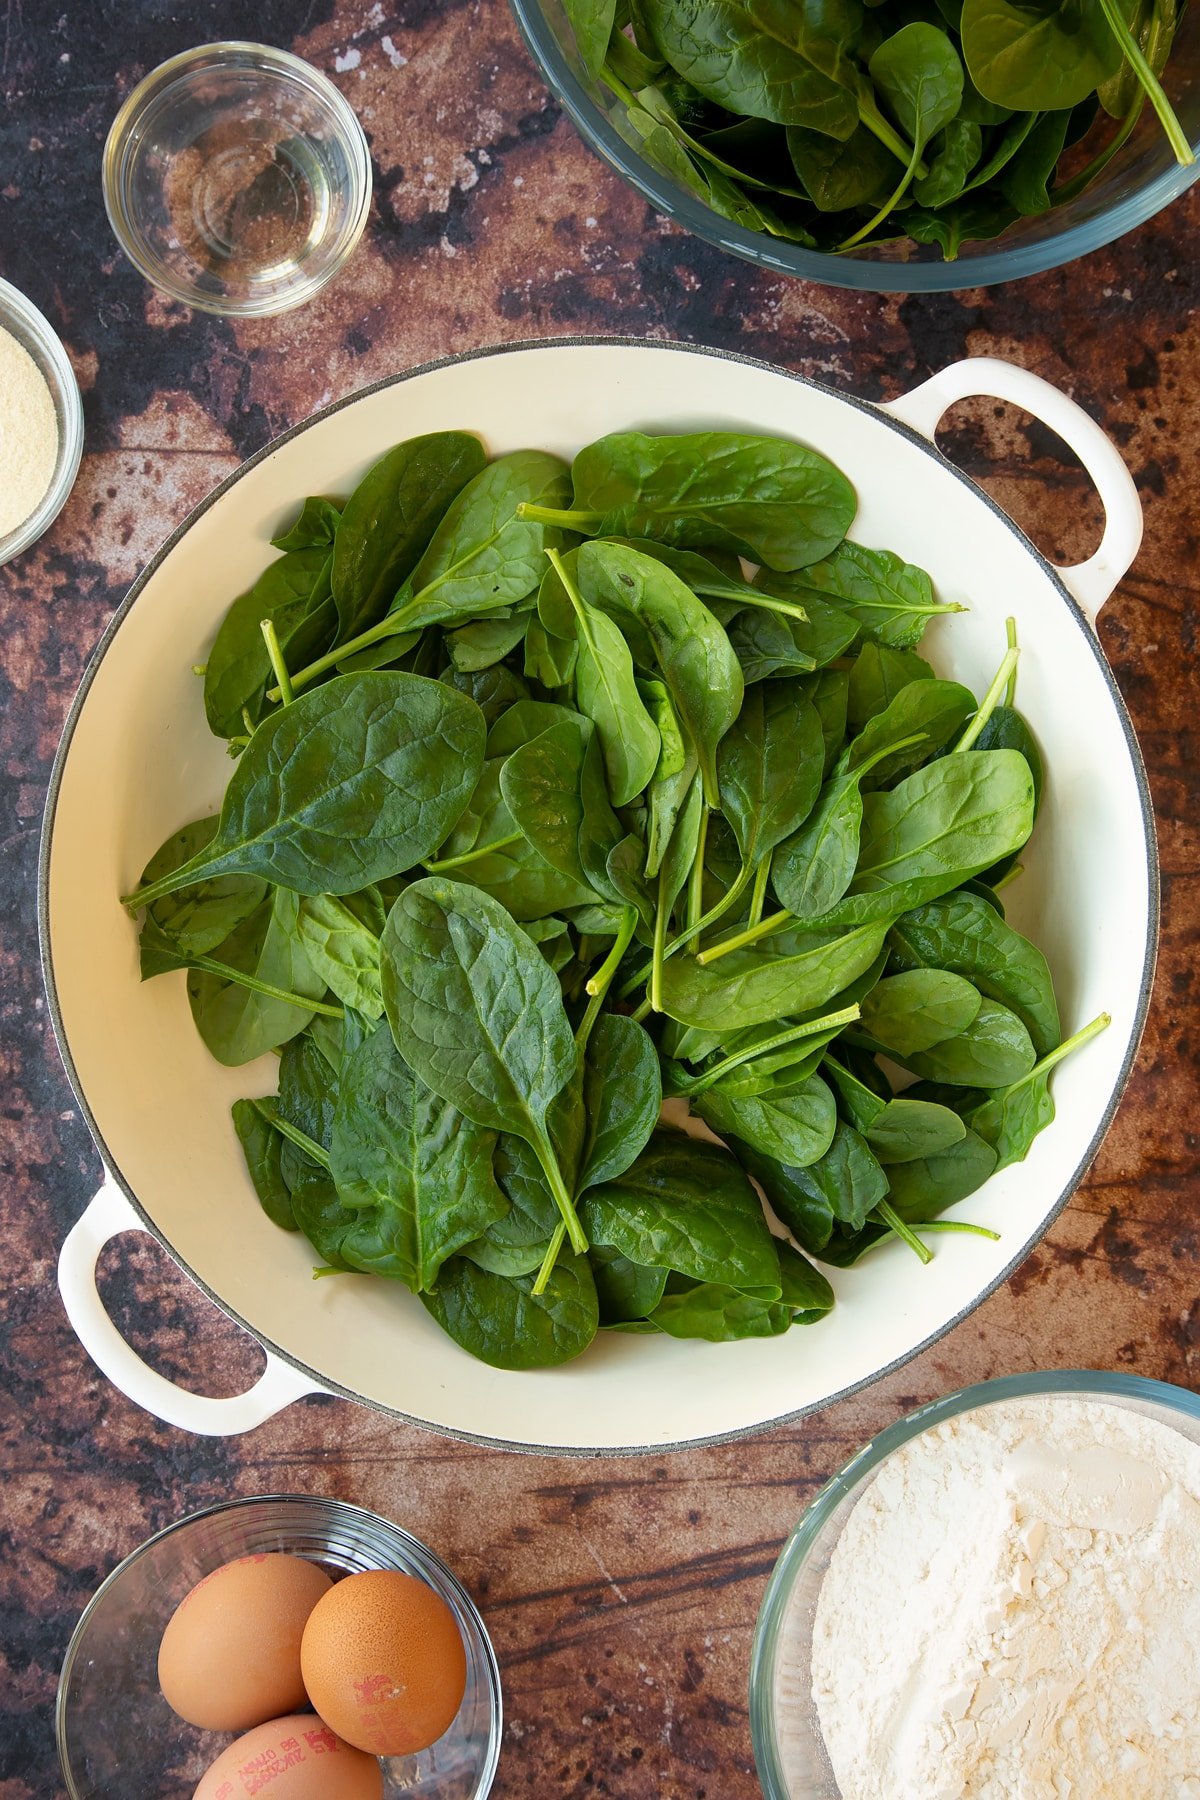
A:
[58,1178,326,1436]
[881,356,1143,626]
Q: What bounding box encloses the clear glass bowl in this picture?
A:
[510,0,1200,291]
[0,277,84,564]
[750,1371,1200,1797]
[102,43,372,316]
[57,1494,502,1799]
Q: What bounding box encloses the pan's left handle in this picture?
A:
[58,1178,327,1436]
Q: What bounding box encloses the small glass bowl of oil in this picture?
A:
[103,42,372,317]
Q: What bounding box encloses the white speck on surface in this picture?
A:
[366,0,385,21]
[440,237,458,257]
[334,47,361,72]
[380,35,407,68]
[585,215,597,227]
[59,51,69,61]
[513,175,524,188]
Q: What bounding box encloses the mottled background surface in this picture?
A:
[1,2,1197,1795]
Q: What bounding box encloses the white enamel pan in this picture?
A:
[40,341,1157,1451]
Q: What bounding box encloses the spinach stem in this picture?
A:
[189,954,343,1016]
[1004,617,1018,707]
[275,611,410,697]
[672,857,753,957]
[1009,1012,1111,1090]
[123,854,211,910]
[650,863,671,1013]
[1096,0,1194,165]
[723,589,811,627]
[837,139,921,252]
[241,707,256,736]
[1053,101,1143,205]
[873,1199,933,1264]
[260,618,294,705]
[515,502,604,532]
[577,908,639,1052]
[954,646,1019,752]
[250,1099,331,1168]
[530,1129,588,1255]
[531,1222,567,1296]
[912,1220,1002,1240]
[630,995,652,1025]
[678,1004,860,1097]
[547,545,596,645]
[425,832,524,872]
[192,662,207,677]
[696,906,791,965]
[747,854,771,928]
[992,862,1023,893]
[584,905,639,1000]
[856,94,928,179]
[685,802,710,939]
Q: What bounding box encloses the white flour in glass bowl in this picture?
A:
[812,1394,1200,1799]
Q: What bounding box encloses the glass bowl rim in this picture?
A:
[508,0,1200,293]
[749,1369,1200,1797]
[100,39,373,318]
[55,1490,503,1798]
[0,276,84,565]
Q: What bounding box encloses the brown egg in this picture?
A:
[159,1553,333,1732]
[192,1713,383,1800]
[300,1569,467,1757]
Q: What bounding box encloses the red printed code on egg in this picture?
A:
[239,1736,304,1794]
[303,1725,339,1754]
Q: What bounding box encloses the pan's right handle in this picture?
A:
[58,1178,326,1436]
[882,356,1143,626]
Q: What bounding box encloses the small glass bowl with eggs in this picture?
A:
[56,1493,502,1799]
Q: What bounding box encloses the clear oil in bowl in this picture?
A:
[104,45,371,316]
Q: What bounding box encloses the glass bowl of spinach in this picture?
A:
[510,0,1199,288]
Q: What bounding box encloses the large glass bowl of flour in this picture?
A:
[750,1371,1200,1799]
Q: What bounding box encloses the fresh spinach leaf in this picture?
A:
[960,0,1121,109]
[897,995,1036,1085]
[271,496,342,553]
[187,888,327,1066]
[294,892,385,1019]
[331,433,487,641]
[659,922,888,1028]
[232,1098,297,1229]
[446,613,531,673]
[854,967,982,1054]
[695,1072,839,1168]
[380,877,586,1252]
[422,1253,599,1369]
[582,1128,782,1295]
[637,0,862,134]
[887,889,1060,1054]
[329,1024,508,1290]
[128,674,487,906]
[579,1013,663,1190]
[776,541,962,647]
[137,817,266,966]
[591,1244,670,1323]
[203,547,332,739]
[565,430,857,570]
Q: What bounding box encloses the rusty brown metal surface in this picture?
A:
[1,4,1198,1795]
